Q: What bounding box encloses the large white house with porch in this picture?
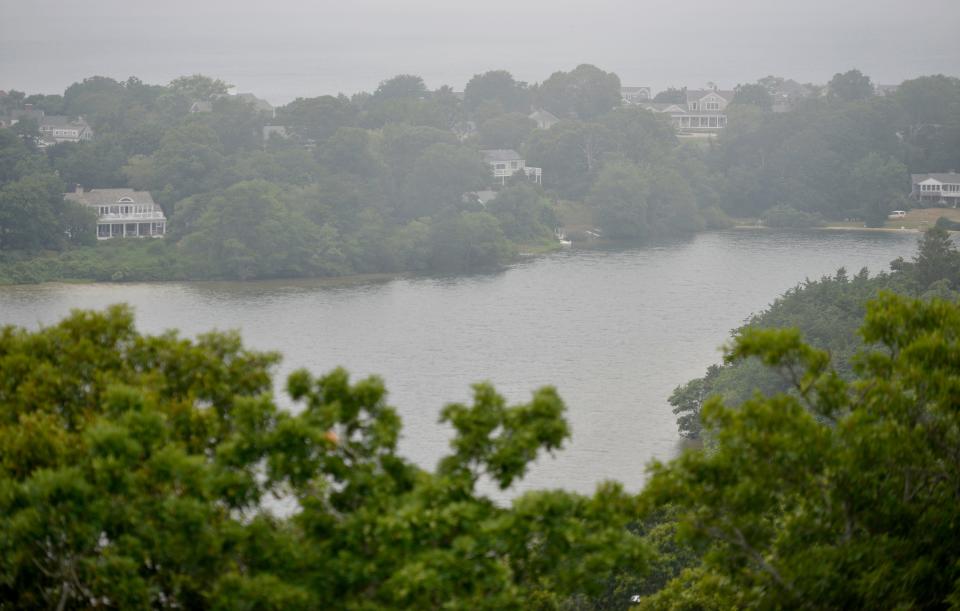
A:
[640,88,733,133]
[911,172,960,206]
[64,187,167,240]
[481,149,542,185]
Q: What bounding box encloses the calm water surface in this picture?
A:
[0,230,918,496]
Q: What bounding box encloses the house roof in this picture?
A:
[64,188,158,207]
[481,149,523,163]
[686,89,735,103]
[40,115,90,129]
[639,103,691,114]
[528,109,559,124]
[913,172,960,184]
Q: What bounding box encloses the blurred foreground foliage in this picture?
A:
[2,289,960,608]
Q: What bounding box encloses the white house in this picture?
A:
[639,88,732,133]
[481,149,542,185]
[64,187,167,240]
[38,115,94,145]
[528,109,560,130]
[1,106,94,145]
[912,172,960,206]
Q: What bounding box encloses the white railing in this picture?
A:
[97,211,166,221]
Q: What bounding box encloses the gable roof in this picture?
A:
[481,149,523,163]
[40,115,90,130]
[686,89,734,103]
[913,172,960,184]
[64,188,158,207]
[529,108,559,124]
[639,102,689,114]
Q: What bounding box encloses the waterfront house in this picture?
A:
[911,172,960,206]
[481,149,542,185]
[638,88,732,133]
[64,187,167,240]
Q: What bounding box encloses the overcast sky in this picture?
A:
[2,0,958,103]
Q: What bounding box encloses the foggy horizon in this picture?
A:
[3,0,959,103]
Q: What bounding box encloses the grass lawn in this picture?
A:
[553,200,595,234]
[827,208,960,230]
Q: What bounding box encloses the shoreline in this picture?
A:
[733,224,925,233]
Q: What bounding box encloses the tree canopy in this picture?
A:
[0,305,646,609]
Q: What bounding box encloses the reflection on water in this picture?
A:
[0,229,918,496]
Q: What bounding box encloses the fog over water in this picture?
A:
[3,0,958,103]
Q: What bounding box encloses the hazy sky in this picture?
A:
[2,0,958,104]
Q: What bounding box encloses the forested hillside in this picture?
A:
[1,69,959,283]
[671,226,960,439]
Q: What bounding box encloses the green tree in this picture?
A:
[429,210,514,271]
[525,120,614,199]
[641,292,960,609]
[464,70,530,115]
[124,120,226,210]
[179,180,345,279]
[486,182,557,242]
[168,74,232,101]
[599,107,677,164]
[477,112,536,150]
[278,95,357,143]
[0,173,93,251]
[0,306,648,608]
[850,152,909,227]
[402,143,489,219]
[372,74,428,101]
[913,225,960,289]
[827,68,874,102]
[587,159,651,239]
[731,83,773,110]
[652,88,686,104]
[47,137,128,188]
[536,64,622,120]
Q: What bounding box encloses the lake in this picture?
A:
[0,229,918,497]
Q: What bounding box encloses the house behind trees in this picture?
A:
[481,149,542,185]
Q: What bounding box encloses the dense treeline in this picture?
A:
[1,68,959,282]
[3,292,959,608]
[671,226,960,439]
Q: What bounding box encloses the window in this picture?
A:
[511,161,520,170]
[495,163,506,170]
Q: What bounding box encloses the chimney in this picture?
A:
[75,184,83,194]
